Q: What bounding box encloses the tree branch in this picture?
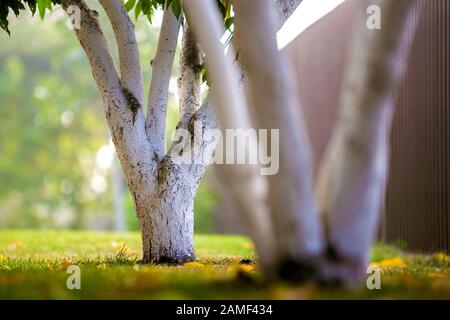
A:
[62,0,121,101]
[99,0,143,104]
[178,25,202,124]
[62,0,156,193]
[145,4,181,158]
[165,25,206,184]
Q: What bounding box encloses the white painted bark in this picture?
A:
[178,25,202,123]
[233,0,325,279]
[63,0,200,264]
[315,0,420,278]
[99,0,144,104]
[182,0,277,270]
[145,5,181,158]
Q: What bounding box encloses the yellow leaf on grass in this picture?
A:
[97,263,107,270]
[371,257,406,268]
[183,262,205,268]
[111,240,126,248]
[133,272,161,289]
[227,263,255,275]
[433,252,450,264]
[10,240,22,249]
[239,264,255,272]
[60,260,71,270]
[246,242,255,249]
[428,271,446,279]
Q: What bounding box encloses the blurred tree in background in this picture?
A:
[0,5,218,232]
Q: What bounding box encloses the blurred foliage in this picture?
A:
[0,4,218,231]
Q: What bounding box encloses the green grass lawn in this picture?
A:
[0,230,449,299]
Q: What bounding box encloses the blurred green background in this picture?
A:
[0,6,219,233]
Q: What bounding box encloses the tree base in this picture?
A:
[140,253,196,265]
[276,247,365,286]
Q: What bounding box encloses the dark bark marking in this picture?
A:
[121,85,142,124]
[182,28,202,73]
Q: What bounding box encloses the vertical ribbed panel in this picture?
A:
[386,0,450,253]
[283,0,450,253]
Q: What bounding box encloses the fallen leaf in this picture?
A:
[111,240,125,248]
[132,272,161,289]
[239,264,255,272]
[183,262,205,268]
[371,257,406,269]
[433,252,450,264]
[60,260,71,270]
[10,240,22,249]
[428,271,446,279]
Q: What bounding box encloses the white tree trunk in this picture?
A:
[182,0,278,271]
[232,0,325,280]
[315,0,420,279]
[135,158,197,263]
[181,0,311,275]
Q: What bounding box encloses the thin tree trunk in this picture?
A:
[182,0,277,271]
[232,0,325,280]
[315,0,420,280]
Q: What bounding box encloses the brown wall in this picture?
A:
[283,0,450,253]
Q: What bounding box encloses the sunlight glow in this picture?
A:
[277,0,346,49]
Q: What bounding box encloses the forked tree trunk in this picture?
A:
[62,0,205,264]
[136,22,204,264]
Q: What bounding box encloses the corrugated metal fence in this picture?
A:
[283,0,450,253]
